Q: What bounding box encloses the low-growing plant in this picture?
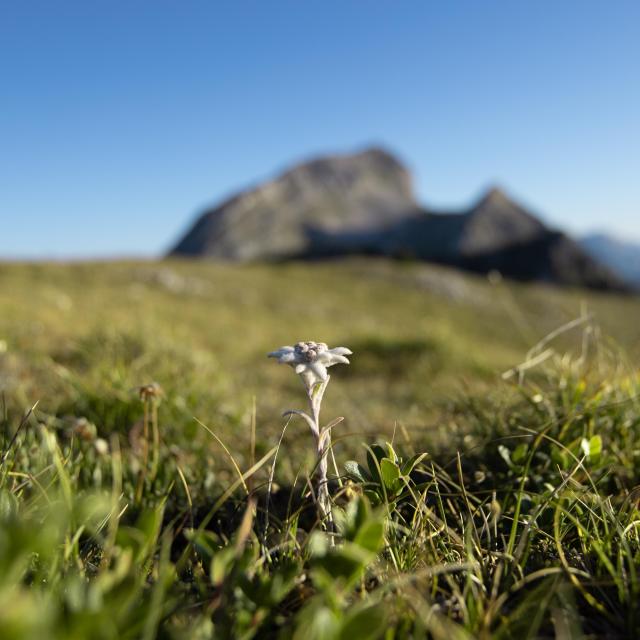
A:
[0,315,639,638]
[268,341,352,526]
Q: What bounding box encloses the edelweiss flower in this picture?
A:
[268,341,352,386]
[268,341,353,529]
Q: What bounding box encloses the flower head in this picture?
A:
[137,382,163,401]
[268,341,352,387]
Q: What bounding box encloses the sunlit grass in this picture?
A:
[0,259,639,637]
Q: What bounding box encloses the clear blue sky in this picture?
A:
[1,0,639,258]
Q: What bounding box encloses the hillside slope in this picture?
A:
[2,260,640,638]
[1,259,638,456]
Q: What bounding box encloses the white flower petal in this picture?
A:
[328,347,353,356]
[299,369,317,387]
[268,346,301,364]
[268,347,289,357]
[295,363,307,374]
[309,362,328,381]
[317,352,348,366]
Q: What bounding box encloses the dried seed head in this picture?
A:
[137,382,163,401]
[72,417,96,441]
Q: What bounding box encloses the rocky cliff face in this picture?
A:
[170,148,418,260]
[169,147,628,291]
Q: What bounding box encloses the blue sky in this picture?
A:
[1,0,639,258]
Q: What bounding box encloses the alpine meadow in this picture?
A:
[1,258,639,638]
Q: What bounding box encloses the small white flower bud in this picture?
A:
[94,438,109,456]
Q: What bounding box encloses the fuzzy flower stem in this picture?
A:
[306,378,332,525]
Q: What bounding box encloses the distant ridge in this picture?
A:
[581,234,640,287]
[169,148,628,291]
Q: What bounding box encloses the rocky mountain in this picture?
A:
[383,187,547,262]
[170,148,419,260]
[384,192,624,289]
[581,234,640,287]
[169,148,628,291]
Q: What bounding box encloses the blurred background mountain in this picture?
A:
[169,147,629,291]
[580,233,640,287]
[1,2,638,268]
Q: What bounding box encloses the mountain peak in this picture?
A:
[168,148,627,291]
[281,146,411,190]
[169,147,417,260]
[479,186,508,203]
[355,145,405,164]
[473,186,525,212]
[458,187,547,256]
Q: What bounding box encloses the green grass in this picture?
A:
[0,258,639,638]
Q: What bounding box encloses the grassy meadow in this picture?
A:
[1,258,639,638]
